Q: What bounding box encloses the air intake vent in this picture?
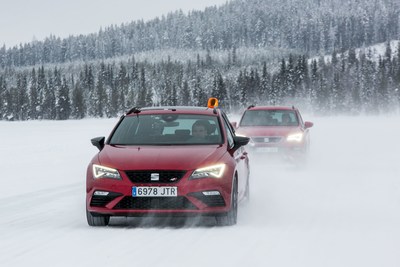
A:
[90,192,122,207]
[189,192,226,207]
[113,196,197,210]
[124,170,186,183]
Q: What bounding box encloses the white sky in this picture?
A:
[0,0,229,48]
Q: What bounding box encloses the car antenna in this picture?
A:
[247,104,255,109]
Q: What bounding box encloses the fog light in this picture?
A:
[202,191,221,196]
[93,191,110,196]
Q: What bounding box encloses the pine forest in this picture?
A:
[1,0,400,120]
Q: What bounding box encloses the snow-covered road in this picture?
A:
[1,115,399,267]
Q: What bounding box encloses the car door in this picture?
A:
[221,112,249,198]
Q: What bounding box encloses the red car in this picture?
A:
[86,101,250,226]
[232,106,313,161]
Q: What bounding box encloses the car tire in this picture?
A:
[216,177,238,226]
[86,209,110,226]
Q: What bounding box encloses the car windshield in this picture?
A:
[240,110,299,126]
[109,114,222,145]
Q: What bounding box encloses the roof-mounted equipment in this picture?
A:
[207,97,219,114]
[207,97,219,108]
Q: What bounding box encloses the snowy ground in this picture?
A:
[1,115,400,267]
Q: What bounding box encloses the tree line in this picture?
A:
[1,0,399,68]
[1,42,400,120]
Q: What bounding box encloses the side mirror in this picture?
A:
[91,137,105,151]
[230,121,237,128]
[304,121,313,129]
[232,135,250,152]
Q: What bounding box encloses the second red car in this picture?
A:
[232,105,313,162]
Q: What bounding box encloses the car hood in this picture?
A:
[97,145,226,171]
[236,126,301,137]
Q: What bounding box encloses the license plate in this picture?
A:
[257,147,278,153]
[132,186,177,197]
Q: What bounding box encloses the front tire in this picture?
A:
[216,178,238,226]
[86,209,110,226]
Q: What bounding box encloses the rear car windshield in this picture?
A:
[109,114,222,145]
[240,110,299,126]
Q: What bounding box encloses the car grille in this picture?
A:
[124,170,186,184]
[252,136,282,143]
[113,196,198,210]
[189,192,226,207]
[90,192,122,207]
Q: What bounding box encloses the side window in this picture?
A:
[221,112,235,134]
[221,114,235,148]
[296,110,304,126]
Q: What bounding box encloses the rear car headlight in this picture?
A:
[92,164,122,180]
[286,133,303,142]
[190,164,226,179]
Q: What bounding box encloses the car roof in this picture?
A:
[126,106,220,116]
[246,106,297,111]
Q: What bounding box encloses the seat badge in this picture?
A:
[150,173,160,181]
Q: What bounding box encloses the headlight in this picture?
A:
[190,164,226,179]
[286,133,303,142]
[92,164,122,179]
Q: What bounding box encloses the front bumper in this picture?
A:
[247,141,308,161]
[86,172,233,217]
